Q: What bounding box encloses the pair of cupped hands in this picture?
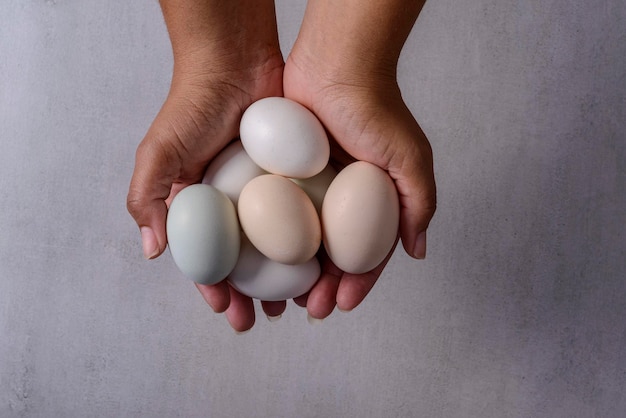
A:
[126,40,436,332]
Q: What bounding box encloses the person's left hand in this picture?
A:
[281,43,437,321]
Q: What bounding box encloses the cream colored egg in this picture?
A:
[239,97,330,178]
[238,174,321,265]
[321,161,400,274]
[202,140,266,206]
[228,236,320,301]
[166,184,240,285]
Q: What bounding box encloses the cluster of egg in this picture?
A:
[166,97,400,301]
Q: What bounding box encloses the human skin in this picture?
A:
[283,0,436,320]
[127,0,436,332]
[126,0,285,331]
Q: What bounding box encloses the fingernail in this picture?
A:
[337,307,352,313]
[266,314,282,323]
[141,226,159,259]
[235,328,251,335]
[307,313,323,325]
[413,230,427,259]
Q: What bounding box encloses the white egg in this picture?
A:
[166,184,240,285]
[228,237,320,301]
[202,140,266,206]
[239,97,330,178]
[291,164,337,215]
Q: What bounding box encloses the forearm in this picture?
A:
[293,0,426,80]
[159,0,281,75]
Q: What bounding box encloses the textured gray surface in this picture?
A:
[1,1,625,417]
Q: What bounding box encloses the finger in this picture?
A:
[305,255,342,320]
[127,121,184,260]
[293,294,308,308]
[195,281,230,313]
[335,241,395,311]
[261,300,286,321]
[224,285,255,332]
[127,97,232,260]
[387,106,436,260]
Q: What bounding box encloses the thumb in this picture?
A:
[127,116,187,259]
[127,138,179,259]
[127,90,242,259]
[387,106,436,260]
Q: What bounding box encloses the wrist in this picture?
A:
[160,0,282,83]
[286,42,399,106]
[288,45,397,91]
[171,44,283,86]
[289,0,426,89]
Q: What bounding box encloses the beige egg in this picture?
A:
[238,174,321,265]
[321,161,400,274]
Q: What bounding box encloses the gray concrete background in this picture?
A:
[1,0,625,417]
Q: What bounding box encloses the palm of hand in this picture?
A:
[282,57,436,318]
[127,61,283,254]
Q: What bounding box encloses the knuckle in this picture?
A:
[126,190,144,220]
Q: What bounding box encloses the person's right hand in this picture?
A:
[127,56,283,257]
[127,0,287,332]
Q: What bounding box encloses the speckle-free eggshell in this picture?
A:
[321,161,400,274]
[239,97,330,178]
[202,140,266,206]
[228,237,320,301]
[238,174,321,265]
[166,184,240,285]
[291,164,337,215]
